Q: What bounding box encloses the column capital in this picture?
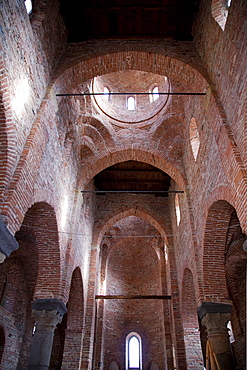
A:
[31,298,67,316]
[31,298,67,329]
[198,301,232,320]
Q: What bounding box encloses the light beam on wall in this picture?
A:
[61,195,69,229]
[11,77,30,117]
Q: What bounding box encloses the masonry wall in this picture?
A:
[0,0,246,368]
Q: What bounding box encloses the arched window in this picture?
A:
[104,87,110,101]
[126,332,142,369]
[127,96,135,111]
[24,0,32,14]
[150,86,159,102]
[189,117,200,160]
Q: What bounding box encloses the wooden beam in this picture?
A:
[95,295,172,300]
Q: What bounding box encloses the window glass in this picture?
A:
[104,87,110,101]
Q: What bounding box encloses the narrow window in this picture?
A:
[189,117,200,160]
[149,86,159,103]
[24,0,32,14]
[127,96,135,111]
[226,0,232,7]
[152,86,159,102]
[175,194,181,226]
[126,332,142,369]
[104,87,110,101]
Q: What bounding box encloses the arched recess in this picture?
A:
[0,204,41,369]
[203,200,236,302]
[102,216,166,369]
[60,267,84,369]
[182,268,203,369]
[93,208,168,248]
[24,202,62,299]
[203,200,247,368]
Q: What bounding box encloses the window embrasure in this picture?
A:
[211,0,232,31]
[189,117,200,161]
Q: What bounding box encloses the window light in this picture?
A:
[127,96,135,111]
[126,332,142,370]
[24,0,32,14]
[103,87,110,101]
[152,86,159,102]
[175,194,181,226]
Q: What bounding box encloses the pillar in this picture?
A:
[198,302,235,370]
[28,298,67,370]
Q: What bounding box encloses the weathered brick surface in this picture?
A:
[0,0,246,368]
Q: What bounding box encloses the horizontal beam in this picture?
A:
[95,295,172,300]
[57,92,206,97]
[81,190,184,194]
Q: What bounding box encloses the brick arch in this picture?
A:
[53,46,210,93]
[203,200,235,303]
[181,268,203,369]
[93,208,168,247]
[19,201,62,299]
[79,148,187,190]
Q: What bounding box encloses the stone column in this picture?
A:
[198,302,234,370]
[28,298,67,370]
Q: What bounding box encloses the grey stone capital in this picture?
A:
[31,298,67,316]
[0,218,19,260]
[198,301,232,320]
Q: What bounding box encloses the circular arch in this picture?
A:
[93,207,169,248]
[203,199,236,303]
[53,43,210,93]
[18,201,62,299]
[78,148,187,190]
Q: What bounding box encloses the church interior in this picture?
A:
[0,0,246,368]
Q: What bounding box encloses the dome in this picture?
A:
[92,70,170,126]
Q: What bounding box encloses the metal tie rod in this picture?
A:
[57,92,206,97]
[95,295,172,300]
[81,190,184,194]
